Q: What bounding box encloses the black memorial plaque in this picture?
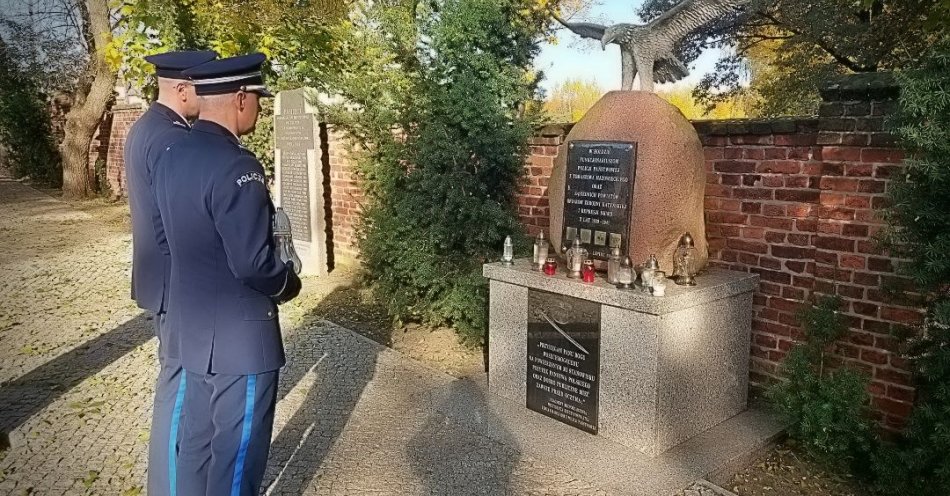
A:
[561,140,637,261]
[274,90,315,242]
[526,290,600,434]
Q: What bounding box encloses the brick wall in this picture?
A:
[325,126,363,263]
[88,104,143,198]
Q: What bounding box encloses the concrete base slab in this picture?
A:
[422,377,785,496]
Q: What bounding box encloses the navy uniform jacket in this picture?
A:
[153,120,290,376]
[125,103,189,313]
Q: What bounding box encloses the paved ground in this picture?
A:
[0,176,745,495]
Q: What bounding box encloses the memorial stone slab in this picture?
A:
[274,88,328,276]
[549,91,709,273]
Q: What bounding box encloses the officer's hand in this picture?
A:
[273,262,302,305]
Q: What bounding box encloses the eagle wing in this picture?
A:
[645,0,748,46]
[553,13,607,41]
[654,58,689,84]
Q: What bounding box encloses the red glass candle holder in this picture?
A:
[543,257,558,276]
[581,260,596,283]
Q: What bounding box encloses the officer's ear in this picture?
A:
[175,81,191,101]
[236,90,247,112]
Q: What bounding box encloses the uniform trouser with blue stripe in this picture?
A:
[147,312,185,496]
[177,370,279,496]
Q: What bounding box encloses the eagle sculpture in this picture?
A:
[554,0,749,92]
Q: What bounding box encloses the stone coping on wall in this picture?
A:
[692,118,819,137]
[820,72,899,102]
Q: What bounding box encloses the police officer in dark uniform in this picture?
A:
[123,49,217,496]
[152,53,301,496]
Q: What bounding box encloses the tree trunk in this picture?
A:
[60,0,116,199]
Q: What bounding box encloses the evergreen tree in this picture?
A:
[327,0,552,342]
[874,39,950,495]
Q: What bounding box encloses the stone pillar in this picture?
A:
[274,88,328,276]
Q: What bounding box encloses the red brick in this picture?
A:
[841,224,869,237]
[875,164,900,179]
[771,245,811,259]
[873,397,913,418]
[752,268,793,285]
[874,335,900,352]
[762,175,785,187]
[754,334,778,349]
[757,160,802,174]
[836,343,860,359]
[776,189,820,203]
[707,211,747,224]
[821,177,860,192]
[867,257,893,272]
[784,176,810,188]
[861,148,904,163]
[823,146,863,161]
[787,233,811,246]
[840,255,866,269]
[785,261,808,273]
[764,147,788,159]
[854,272,880,286]
[741,201,761,214]
[787,205,815,218]
[734,188,774,200]
[706,184,733,198]
[763,204,787,217]
[868,381,887,396]
[815,236,855,252]
[875,367,912,385]
[858,180,886,194]
[748,216,792,230]
[844,195,871,209]
[738,252,760,265]
[704,148,724,160]
[714,160,757,173]
[849,331,875,347]
[765,231,786,243]
[861,349,890,365]
[881,307,923,325]
[759,257,781,271]
[814,264,852,282]
[838,284,865,299]
[768,297,802,314]
[782,286,806,300]
[743,148,766,160]
[886,385,915,403]
[727,238,769,254]
[852,301,880,317]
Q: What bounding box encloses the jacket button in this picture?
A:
[267,311,274,317]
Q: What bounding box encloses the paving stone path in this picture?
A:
[0,177,736,496]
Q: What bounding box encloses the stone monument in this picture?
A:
[483,86,754,456]
[274,88,328,276]
[549,91,708,272]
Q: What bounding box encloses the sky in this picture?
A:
[535,0,722,94]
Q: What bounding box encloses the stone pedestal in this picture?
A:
[274,88,328,276]
[484,260,757,456]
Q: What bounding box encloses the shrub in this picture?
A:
[0,40,61,186]
[767,296,877,473]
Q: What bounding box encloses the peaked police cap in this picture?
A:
[144,50,219,79]
[182,53,273,97]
